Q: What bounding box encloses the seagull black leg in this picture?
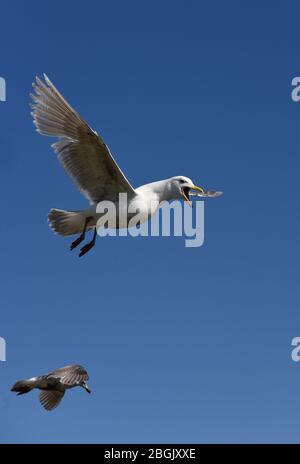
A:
[70,216,93,251]
[78,227,97,257]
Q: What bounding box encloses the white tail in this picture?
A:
[48,209,87,236]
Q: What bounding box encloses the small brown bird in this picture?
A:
[11,365,91,411]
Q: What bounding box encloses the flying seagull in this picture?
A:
[31,75,222,257]
[11,365,91,411]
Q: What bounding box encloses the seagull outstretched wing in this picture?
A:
[31,74,135,204]
[47,364,89,386]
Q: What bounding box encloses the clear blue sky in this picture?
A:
[1,0,300,444]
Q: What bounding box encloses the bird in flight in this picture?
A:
[11,365,91,411]
[31,75,222,257]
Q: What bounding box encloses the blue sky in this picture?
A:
[1,0,300,443]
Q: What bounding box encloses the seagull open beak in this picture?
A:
[83,382,91,394]
[181,185,205,207]
[191,185,205,194]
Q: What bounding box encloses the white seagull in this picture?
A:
[11,365,91,411]
[31,75,222,257]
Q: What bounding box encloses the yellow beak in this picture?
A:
[181,185,205,207]
[191,185,205,194]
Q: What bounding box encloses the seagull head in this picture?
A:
[169,176,205,207]
[81,381,91,394]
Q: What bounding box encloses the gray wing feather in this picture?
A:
[48,364,89,386]
[31,74,135,203]
[39,390,65,411]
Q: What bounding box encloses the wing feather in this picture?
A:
[31,74,135,203]
[39,390,65,411]
[48,364,89,386]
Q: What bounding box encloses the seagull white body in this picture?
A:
[31,75,222,256]
[53,179,181,232]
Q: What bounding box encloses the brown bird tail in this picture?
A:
[11,380,34,395]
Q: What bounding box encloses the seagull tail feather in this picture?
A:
[11,380,35,395]
[48,208,89,236]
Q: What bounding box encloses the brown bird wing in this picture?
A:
[47,364,89,387]
[39,390,65,411]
